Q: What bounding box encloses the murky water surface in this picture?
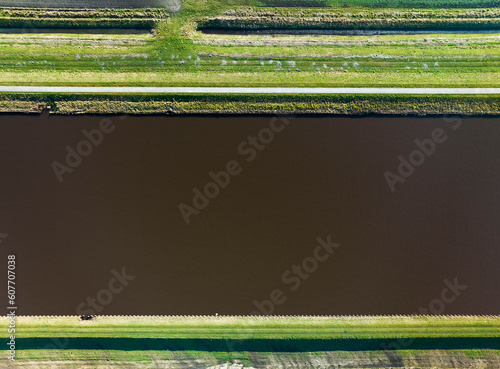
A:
[1,114,499,315]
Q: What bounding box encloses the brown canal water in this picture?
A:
[1,113,499,315]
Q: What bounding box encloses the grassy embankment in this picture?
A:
[255,0,500,7]
[0,8,170,29]
[2,315,499,368]
[1,92,499,115]
[0,0,499,114]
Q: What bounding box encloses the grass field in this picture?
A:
[2,315,500,368]
[0,30,498,88]
[0,0,498,113]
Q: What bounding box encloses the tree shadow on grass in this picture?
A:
[19,337,500,351]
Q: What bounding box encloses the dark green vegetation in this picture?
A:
[1,92,500,115]
[2,316,499,368]
[200,8,500,31]
[0,8,169,29]
[14,337,500,352]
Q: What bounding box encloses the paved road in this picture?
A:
[1,86,499,94]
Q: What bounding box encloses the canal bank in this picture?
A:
[0,92,499,115]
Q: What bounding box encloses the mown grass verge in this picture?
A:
[1,93,499,115]
[8,315,500,339]
[2,316,498,368]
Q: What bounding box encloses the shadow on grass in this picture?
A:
[19,337,500,351]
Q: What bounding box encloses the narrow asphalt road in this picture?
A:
[1,86,499,94]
